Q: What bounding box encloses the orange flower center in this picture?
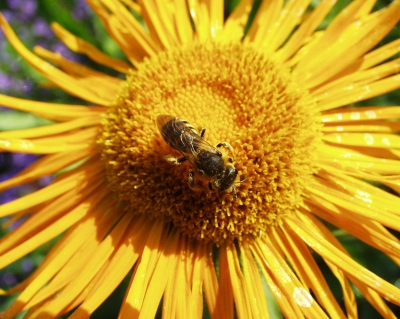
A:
[98,42,320,244]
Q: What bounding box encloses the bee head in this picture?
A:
[214,164,238,192]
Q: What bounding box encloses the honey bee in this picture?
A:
[157,115,239,197]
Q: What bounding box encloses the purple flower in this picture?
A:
[0,11,14,25]
[32,17,53,38]
[21,259,34,273]
[20,0,38,19]
[7,0,37,18]
[0,273,17,287]
[73,0,91,21]
[39,175,54,187]
[15,79,34,94]
[11,153,38,169]
[73,8,87,20]
[0,73,14,92]
[0,189,18,205]
[6,0,21,11]
[52,42,80,62]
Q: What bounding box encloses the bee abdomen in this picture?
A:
[157,115,198,151]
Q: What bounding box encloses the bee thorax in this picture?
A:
[196,151,224,177]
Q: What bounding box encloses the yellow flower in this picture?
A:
[1,0,400,317]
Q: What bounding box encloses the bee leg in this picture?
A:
[231,186,238,199]
[188,172,195,188]
[188,172,205,191]
[216,142,234,154]
[199,127,206,138]
[163,154,187,165]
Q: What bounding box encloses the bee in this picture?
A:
[157,114,239,197]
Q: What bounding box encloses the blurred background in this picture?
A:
[0,0,399,318]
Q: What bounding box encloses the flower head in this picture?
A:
[1,0,400,318]
[98,41,321,243]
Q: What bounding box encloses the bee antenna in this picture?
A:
[235,177,246,185]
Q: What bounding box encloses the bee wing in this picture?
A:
[157,114,220,164]
[178,133,220,168]
[156,114,174,133]
[190,135,220,154]
[157,115,191,152]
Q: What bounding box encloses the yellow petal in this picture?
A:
[253,236,330,318]
[40,212,137,318]
[33,46,122,99]
[274,226,347,318]
[319,169,400,216]
[0,157,103,217]
[0,13,112,106]
[246,0,283,45]
[318,144,400,175]
[139,0,179,49]
[305,193,400,264]
[306,176,400,231]
[293,0,377,71]
[288,216,359,319]
[313,58,400,101]
[322,121,400,133]
[203,248,224,318]
[0,139,88,154]
[173,0,194,43]
[0,94,105,122]
[203,0,224,38]
[0,117,100,139]
[69,218,154,319]
[0,184,105,281]
[217,246,234,318]
[1,194,118,319]
[320,106,400,123]
[120,220,167,319]
[187,0,210,41]
[136,229,180,319]
[120,0,142,13]
[361,38,400,70]
[0,178,106,257]
[251,244,299,318]
[262,0,312,54]
[295,0,400,88]
[220,0,253,42]
[225,244,251,318]
[354,286,399,319]
[187,243,207,319]
[164,238,189,319]
[325,264,358,317]
[87,0,158,64]
[292,212,400,317]
[316,74,400,111]
[277,0,336,62]
[286,214,400,306]
[318,162,400,194]
[0,126,97,154]
[50,22,130,73]
[0,147,95,192]
[240,242,269,318]
[322,132,400,149]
